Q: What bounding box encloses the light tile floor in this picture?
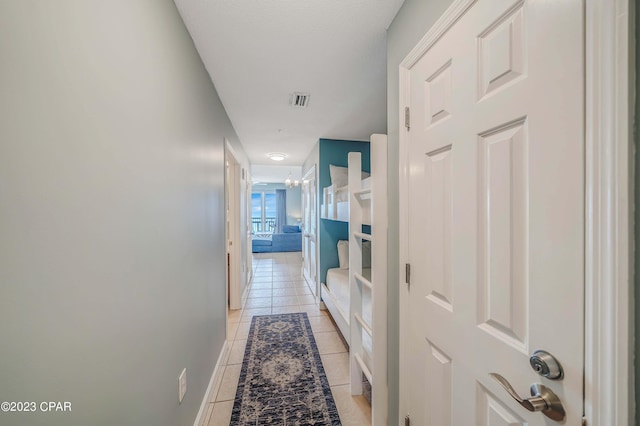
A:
[201,252,371,426]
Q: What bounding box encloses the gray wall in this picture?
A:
[286,186,303,225]
[303,142,320,177]
[387,0,454,423]
[0,1,239,425]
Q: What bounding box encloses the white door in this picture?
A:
[400,0,584,425]
[302,167,317,296]
[226,150,241,310]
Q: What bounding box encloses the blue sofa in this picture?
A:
[252,225,302,253]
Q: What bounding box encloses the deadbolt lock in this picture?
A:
[530,350,563,380]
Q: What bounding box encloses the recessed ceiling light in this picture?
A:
[267,152,287,161]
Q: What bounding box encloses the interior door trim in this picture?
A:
[583,1,632,424]
[397,0,633,424]
[302,164,318,294]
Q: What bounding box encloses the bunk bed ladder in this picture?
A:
[348,150,367,396]
[348,134,388,425]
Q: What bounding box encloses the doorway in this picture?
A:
[400,0,584,423]
[397,0,632,424]
[225,143,242,310]
[301,166,318,297]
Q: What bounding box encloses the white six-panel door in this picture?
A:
[400,0,584,424]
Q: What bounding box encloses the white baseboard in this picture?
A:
[193,340,230,426]
[241,281,250,303]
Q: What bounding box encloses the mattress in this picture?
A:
[326,267,373,355]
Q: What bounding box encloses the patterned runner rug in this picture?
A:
[230,313,341,425]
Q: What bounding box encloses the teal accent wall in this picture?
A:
[320,219,349,281]
[318,138,370,285]
[318,139,371,204]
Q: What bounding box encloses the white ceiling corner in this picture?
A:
[174,0,404,181]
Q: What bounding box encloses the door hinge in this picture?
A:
[404,107,410,130]
[404,414,410,426]
[582,417,587,426]
[405,263,411,286]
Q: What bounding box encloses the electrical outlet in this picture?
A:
[178,368,187,403]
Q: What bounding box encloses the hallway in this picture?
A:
[201,252,371,425]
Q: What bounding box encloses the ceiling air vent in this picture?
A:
[290,92,310,108]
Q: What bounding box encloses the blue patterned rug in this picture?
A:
[230,313,341,425]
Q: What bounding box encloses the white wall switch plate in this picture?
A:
[178,368,187,403]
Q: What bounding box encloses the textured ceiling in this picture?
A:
[174,0,404,175]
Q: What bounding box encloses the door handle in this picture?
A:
[489,373,565,422]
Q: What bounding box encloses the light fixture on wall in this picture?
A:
[285,171,299,189]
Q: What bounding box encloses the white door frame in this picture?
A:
[397,1,633,425]
[302,165,319,296]
[584,1,633,424]
[225,141,242,311]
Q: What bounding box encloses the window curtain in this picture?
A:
[275,189,287,234]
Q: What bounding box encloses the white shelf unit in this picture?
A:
[348,134,388,425]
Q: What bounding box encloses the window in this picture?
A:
[252,192,276,234]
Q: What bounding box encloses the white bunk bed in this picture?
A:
[321,175,371,224]
[320,134,388,425]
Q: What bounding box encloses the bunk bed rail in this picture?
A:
[348,134,388,425]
